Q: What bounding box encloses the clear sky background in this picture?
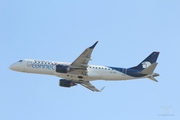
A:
[1,0,180,120]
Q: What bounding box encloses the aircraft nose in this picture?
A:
[9,64,14,70]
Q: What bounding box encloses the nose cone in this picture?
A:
[9,62,24,72]
[9,64,14,70]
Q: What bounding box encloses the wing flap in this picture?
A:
[69,69,87,75]
[80,81,105,92]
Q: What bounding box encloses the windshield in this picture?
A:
[18,60,23,62]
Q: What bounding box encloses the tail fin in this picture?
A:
[130,51,160,71]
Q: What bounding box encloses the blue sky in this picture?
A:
[1,0,179,119]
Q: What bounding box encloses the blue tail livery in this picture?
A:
[129,52,160,71]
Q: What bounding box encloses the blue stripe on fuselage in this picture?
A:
[108,66,147,77]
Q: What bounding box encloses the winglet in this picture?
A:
[89,41,98,49]
[99,86,105,92]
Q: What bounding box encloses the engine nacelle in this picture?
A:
[56,64,70,73]
[59,79,77,87]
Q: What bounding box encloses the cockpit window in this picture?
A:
[18,60,23,62]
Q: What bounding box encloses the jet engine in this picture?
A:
[59,79,77,87]
[56,64,70,73]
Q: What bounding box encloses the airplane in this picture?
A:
[9,41,160,92]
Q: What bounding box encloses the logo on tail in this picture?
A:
[142,61,151,68]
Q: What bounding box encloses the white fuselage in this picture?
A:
[9,59,137,81]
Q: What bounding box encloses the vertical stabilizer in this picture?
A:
[130,52,160,71]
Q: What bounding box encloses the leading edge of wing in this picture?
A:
[69,41,99,73]
[80,81,105,92]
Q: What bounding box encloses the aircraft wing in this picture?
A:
[80,81,105,92]
[69,41,98,75]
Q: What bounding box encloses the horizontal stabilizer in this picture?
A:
[149,76,158,82]
[140,63,158,74]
